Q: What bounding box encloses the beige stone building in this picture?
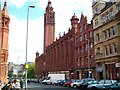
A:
[92,0,120,80]
[0,1,10,84]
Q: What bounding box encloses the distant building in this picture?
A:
[92,0,120,80]
[35,0,95,79]
[8,62,24,78]
[0,1,10,84]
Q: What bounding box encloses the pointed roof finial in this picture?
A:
[2,0,9,17]
[48,0,51,2]
[4,0,7,6]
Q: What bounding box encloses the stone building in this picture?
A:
[0,1,10,84]
[35,0,95,79]
[92,0,120,80]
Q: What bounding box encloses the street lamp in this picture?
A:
[25,5,35,90]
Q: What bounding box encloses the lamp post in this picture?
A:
[87,39,91,78]
[25,5,35,90]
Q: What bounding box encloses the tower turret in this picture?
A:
[44,0,55,52]
[70,13,79,33]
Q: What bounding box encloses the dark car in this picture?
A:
[107,82,120,90]
[54,80,63,85]
[55,80,70,86]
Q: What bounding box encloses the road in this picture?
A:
[22,82,80,90]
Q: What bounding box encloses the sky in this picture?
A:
[1,0,93,64]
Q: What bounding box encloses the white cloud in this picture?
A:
[8,0,28,8]
[8,15,44,64]
[8,0,93,64]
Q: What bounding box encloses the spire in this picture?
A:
[48,0,52,7]
[48,0,51,3]
[2,0,9,18]
[46,0,53,10]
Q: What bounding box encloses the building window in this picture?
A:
[80,57,84,66]
[108,44,112,54]
[80,35,82,42]
[102,15,106,23]
[103,31,107,39]
[109,8,114,19]
[106,12,110,21]
[112,44,117,53]
[90,42,93,49]
[80,46,83,52]
[90,31,92,37]
[84,33,87,40]
[76,48,79,56]
[84,24,86,30]
[104,45,108,55]
[108,29,111,38]
[95,7,99,14]
[111,26,116,36]
[96,33,100,42]
[95,19,99,26]
[85,44,88,51]
[85,56,88,65]
[80,27,82,32]
[118,3,120,11]
[96,47,100,55]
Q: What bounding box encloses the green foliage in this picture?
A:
[27,62,35,78]
[8,71,13,78]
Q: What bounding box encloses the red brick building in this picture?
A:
[35,1,95,80]
[0,1,10,84]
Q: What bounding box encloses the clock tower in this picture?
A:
[44,0,55,52]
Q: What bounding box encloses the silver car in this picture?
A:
[70,79,83,88]
[87,80,117,90]
[71,78,94,88]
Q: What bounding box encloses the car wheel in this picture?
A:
[108,89,113,90]
[91,86,97,90]
[67,84,69,87]
[73,85,77,88]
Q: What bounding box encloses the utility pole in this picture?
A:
[87,39,91,78]
[0,0,2,82]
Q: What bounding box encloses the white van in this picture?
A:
[42,74,65,85]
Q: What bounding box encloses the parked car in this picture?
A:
[70,79,83,88]
[87,80,117,90]
[71,78,95,88]
[54,80,63,85]
[107,82,120,90]
[42,74,65,84]
[56,80,70,86]
[80,80,98,89]
[63,80,72,87]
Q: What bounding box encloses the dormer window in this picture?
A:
[95,7,99,14]
[95,19,99,26]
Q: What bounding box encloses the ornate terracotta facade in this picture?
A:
[0,1,10,84]
[35,0,95,80]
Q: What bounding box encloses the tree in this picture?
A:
[27,62,35,79]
